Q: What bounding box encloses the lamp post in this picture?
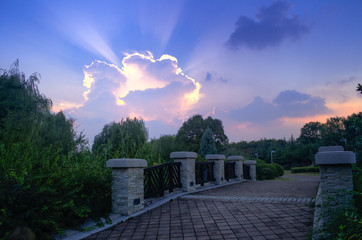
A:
[255,153,258,160]
[271,150,275,164]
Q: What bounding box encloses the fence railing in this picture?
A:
[224,161,236,181]
[144,162,182,199]
[243,163,250,179]
[195,161,215,186]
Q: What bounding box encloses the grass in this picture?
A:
[284,170,320,176]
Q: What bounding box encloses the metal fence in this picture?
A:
[195,161,215,186]
[243,163,250,179]
[144,162,182,199]
[224,161,236,181]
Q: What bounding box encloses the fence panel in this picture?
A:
[243,163,250,179]
[195,161,215,186]
[144,162,181,199]
[224,161,236,181]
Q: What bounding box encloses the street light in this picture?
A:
[271,150,275,164]
[255,153,258,160]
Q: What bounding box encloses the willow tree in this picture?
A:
[92,117,148,158]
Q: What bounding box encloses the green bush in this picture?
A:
[256,160,277,180]
[0,144,111,239]
[261,168,275,180]
[352,165,362,213]
[272,163,284,176]
[291,166,319,173]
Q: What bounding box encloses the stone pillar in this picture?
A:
[315,146,356,208]
[244,160,257,181]
[228,156,244,181]
[206,154,226,185]
[106,158,147,215]
[170,152,197,192]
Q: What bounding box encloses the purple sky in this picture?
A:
[1,0,361,143]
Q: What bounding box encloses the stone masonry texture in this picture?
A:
[174,158,196,192]
[319,165,354,207]
[228,156,243,181]
[111,168,144,215]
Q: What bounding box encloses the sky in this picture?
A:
[1,0,362,143]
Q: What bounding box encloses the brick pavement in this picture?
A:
[84,175,319,240]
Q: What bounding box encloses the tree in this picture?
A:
[0,60,85,154]
[198,127,217,157]
[357,83,362,94]
[92,117,148,158]
[298,122,322,144]
[150,135,176,162]
[175,114,228,152]
[321,117,346,146]
[343,112,362,165]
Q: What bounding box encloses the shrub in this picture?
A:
[352,165,362,213]
[0,144,111,239]
[272,163,284,176]
[261,168,275,180]
[291,166,319,173]
[256,160,276,180]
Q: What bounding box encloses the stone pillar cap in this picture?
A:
[206,154,225,160]
[228,156,244,161]
[319,146,344,152]
[170,151,197,159]
[106,158,147,168]
[315,151,356,165]
[244,160,257,165]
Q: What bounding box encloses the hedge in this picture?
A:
[291,166,319,173]
[256,160,284,180]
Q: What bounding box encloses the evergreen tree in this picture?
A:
[198,127,217,157]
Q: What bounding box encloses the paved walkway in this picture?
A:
[84,174,319,240]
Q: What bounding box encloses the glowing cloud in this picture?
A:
[64,51,202,141]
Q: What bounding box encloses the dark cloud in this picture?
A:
[231,90,330,123]
[205,72,212,81]
[226,1,309,50]
[204,72,228,83]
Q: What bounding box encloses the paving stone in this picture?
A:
[83,174,318,240]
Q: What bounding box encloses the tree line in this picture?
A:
[1,62,361,238]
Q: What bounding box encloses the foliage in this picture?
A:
[92,118,148,158]
[135,142,160,166]
[198,127,217,157]
[149,135,177,163]
[344,113,362,167]
[298,121,322,144]
[320,117,346,146]
[357,83,362,94]
[313,167,362,239]
[219,112,362,169]
[352,166,362,213]
[0,62,109,239]
[255,160,283,180]
[0,143,111,239]
[261,168,275,180]
[175,114,228,152]
[319,210,362,240]
[272,163,284,176]
[291,166,319,173]
[0,61,86,155]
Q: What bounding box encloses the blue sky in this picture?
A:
[1,0,361,143]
